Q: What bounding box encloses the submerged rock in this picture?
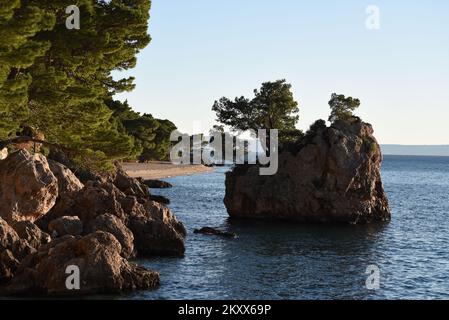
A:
[224,119,391,224]
[143,179,173,189]
[0,150,58,224]
[194,227,237,239]
[149,194,170,205]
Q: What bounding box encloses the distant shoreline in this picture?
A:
[123,161,214,180]
[381,145,449,157]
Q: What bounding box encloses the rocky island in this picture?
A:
[224,119,391,224]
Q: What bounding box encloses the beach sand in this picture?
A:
[123,161,214,180]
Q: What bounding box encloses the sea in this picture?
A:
[123,155,449,300]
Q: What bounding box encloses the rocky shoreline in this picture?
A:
[0,150,186,296]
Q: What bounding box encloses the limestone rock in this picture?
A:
[0,150,58,224]
[86,214,135,259]
[48,216,83,237]
[12,221,51,249]
[224,120,391,224]
[129,201,186,257]
[0,218,36,283]
[3,232,159,296]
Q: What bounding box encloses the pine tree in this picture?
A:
[1,1,152,172]
[0,0,54,139]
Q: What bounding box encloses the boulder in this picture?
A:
[2,232,159,296]
[129,201,186,257]
[224,120,391,224]
[86,214,135,259]
[114,168,150,201]
[0,218,36,283]
[48,216,83,237]
[149,194,170,205]
[12,221,51,249]
[142,179,173,189]
[48,159,84,204]
[0,150,58,224]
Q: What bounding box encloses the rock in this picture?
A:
[0,148,7,160]
[0,218,36,283]
[48,159,84,202]
[114,168,150,200]
[149,194,170,205]
[86,214,135,259]
[143,179,173,189]
[3,232,159,296]
[0,150,58,224]
[129,201,186,257]
[11,221,51,249]
[48,216,83,237]
[194,227,237,239]
[43,181,127,225]
[224,119,391,224]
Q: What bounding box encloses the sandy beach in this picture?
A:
[123,161,214,180]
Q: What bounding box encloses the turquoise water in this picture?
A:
[124,155,449,300]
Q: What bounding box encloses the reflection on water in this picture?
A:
[123,155,449,300]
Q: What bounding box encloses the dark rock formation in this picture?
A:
[0,150,58,224]
[194,227,237,239]
[149,194,171,205]
[142,179,173,189]
[224,120,391,224]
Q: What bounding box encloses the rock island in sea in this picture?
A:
[224,118,391,224]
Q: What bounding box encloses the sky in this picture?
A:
[116,0,449,145]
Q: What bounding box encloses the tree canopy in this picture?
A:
[0,1,175,171]
[212,80,302,144]
[328,93,360,123]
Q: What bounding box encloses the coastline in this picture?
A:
[123,161,214,180]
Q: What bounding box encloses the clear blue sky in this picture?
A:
[116,0,449,144]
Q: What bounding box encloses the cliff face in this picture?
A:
[224,120,391,224]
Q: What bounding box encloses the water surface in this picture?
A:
[124,155,449,300]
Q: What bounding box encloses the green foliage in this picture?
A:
[107,99,177,162]
[212,79,302,144]
[0,0,54,139]
[328,93,360,123]
[0,0,152,172]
